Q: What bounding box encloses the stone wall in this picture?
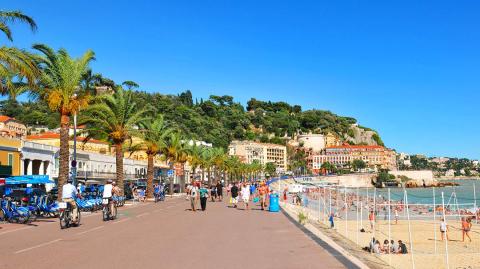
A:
[389,170,434,183]
[314,173,376,187]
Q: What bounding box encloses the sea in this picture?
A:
[315,180,480,208]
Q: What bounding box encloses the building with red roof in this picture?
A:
[312,144,397,173]
[0,115,27,139]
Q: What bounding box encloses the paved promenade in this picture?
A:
[0,197,353,269]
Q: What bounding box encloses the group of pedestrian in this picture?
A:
[186,181,223,212]
[185,180,272,212]
[209,181,223,202]
[228,181,270,210]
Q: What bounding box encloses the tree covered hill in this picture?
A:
[0,90,384,148]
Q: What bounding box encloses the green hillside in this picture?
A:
[0,90,383,149]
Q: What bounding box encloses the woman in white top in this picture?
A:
[440,219,449,241]
[241,183,250,210]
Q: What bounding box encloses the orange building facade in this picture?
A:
[312,144,397,172]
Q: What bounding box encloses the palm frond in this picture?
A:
[0,10,37,41]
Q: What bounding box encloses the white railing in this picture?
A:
[23,141,58,152]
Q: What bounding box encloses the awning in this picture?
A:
[5,175,54,185]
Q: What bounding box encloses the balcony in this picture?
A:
[23,141,58,152]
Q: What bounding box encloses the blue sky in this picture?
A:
[4,1,480,159]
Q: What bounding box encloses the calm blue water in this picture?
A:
[318,180,480,207]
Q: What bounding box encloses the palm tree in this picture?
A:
[250,160,263,181]
[200,147,215,185]
[132,116,172,198]
[0,72,28,101]
[186,142,203,181]
[162,132,188,194]
[225,156,242,182]
[80,87,151,195]
[34,44,94,200]
[0,10,39,84]
[211,148,226,184]
[0,11,37,41]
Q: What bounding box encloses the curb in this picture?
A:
[281,203,370,269]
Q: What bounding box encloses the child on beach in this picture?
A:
[329,213,334,228]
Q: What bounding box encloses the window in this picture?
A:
[8,153,13,166]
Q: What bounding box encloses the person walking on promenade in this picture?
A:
[440,218,449,241]
[241,182,250,210]
[461,217,472,242]
[249,183,256,197]
[210,184,217,202]
[369,211,376,231]
[230,182,239,208]
[216,181,223,202]
[226,183,232,197]
[199,183,209,211]
[190,183,198,211]
[258,182,268,210]
[329,213,335,228]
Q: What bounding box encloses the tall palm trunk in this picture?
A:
[115,143,124,195]
[146,154,154,199]
[201,168,205,183]
[179,163,185,193]
[57,114,70,201]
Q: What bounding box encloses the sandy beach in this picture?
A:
[285,201,480,269]
[272,181,480,269]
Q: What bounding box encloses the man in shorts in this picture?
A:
[230,182,239,208]
[258,182,268,210]
[216,181,223,202]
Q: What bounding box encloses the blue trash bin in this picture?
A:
[269,193,279,212]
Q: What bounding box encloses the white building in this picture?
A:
[21,141,148,183]
[228,140,287,171]
[22,141,57,177]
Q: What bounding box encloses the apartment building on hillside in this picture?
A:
[228,140,287,172]
[312,144,397,172]
[0,116,27,139]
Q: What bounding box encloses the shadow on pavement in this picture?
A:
[281,208,360,269]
